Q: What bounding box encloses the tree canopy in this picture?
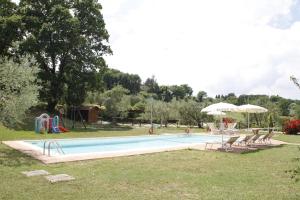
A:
[0,0,112,111]
[103,68,141,94]
[0,0,22,56]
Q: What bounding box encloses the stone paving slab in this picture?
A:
[45,174,75,183]
[22,170,50,177]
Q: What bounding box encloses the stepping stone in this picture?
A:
[22,170,50,177]
[45,174,75,183]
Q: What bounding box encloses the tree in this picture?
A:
[223,93,237,104]
[14,0,111,111]
[196,91,207,102]
[102,86,129,121]
[170,84,193,100]
[181,84,193,97]
[289,103,300,119]
[103,68,141,94]
[143,76,160,95]
[0,0,22,57]
[142,99,170,127]
[0,57,39,127]
[178,100,207,128]
[85,91,107,106]
[159,85,173,102]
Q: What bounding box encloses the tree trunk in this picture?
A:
[197,122,202,128]
[46,73,64,112]
[47,100,58,113]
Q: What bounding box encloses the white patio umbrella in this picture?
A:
[207,111,226,125]
[207,110,226,116]
[202,102,238,147]
[201,102,239,112]
[236,104,268,130]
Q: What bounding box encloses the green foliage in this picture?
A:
[85,91,107,106]
[0,0,22,56]
[0,57,39,127]
[143,75,160,95]
[289,103,300,119]
[159,85,173,102]
[103,68,141,94]
[196,91,207,102]
[170,84,193,100]
[1,0,112,111]
[93,86,130,120]
[142,99,171,127]
[178,100,209,128]
[64,70,87,106]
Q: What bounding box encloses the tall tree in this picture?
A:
[103,68,141,94]
[196,91,207,102]
[0,0,22,57]
[170,85,192,100]
[16,0,111,111]
[159,85,173,102]
[143,76,160,95]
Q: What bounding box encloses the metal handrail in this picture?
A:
[43,140,65,156]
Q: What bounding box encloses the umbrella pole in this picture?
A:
[247,112,249,131]
[221,130,224,148]
[221,118,224,148]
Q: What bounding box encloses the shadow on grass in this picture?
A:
[241,144,285,154]
[214,144,285,155]
[0,145,37,167]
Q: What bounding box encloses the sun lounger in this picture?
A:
[206,123,220,134]
[227,122,237,130]
[257,132,276,144]
[237,135,254,146]
[247,134,262,146]
[205,136,240,152]
[224,123,239,135]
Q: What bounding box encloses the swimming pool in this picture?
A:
[4,134,228,163]
[28,134,226,155]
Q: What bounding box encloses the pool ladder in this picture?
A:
[43,140,65,156]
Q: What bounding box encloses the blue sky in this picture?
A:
[269,0,300,29]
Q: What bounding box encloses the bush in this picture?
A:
[284,119,300,135]
[0,57,39,127]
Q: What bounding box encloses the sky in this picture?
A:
[100,0,300,99]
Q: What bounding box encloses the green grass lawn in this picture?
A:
[274,134,300,144]
[1,125,300,199]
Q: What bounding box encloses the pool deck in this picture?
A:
[3,134,286,164]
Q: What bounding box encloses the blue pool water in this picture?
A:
[26,134,227,155]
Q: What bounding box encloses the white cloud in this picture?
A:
[100,0,300,99]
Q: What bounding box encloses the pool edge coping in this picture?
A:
[3,138,208,164]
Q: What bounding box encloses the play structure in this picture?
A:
[35,113,69,134]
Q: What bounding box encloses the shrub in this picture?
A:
[0,57,39,127]
[284,119,300,135]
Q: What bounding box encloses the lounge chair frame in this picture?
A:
[205,136,240,152]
